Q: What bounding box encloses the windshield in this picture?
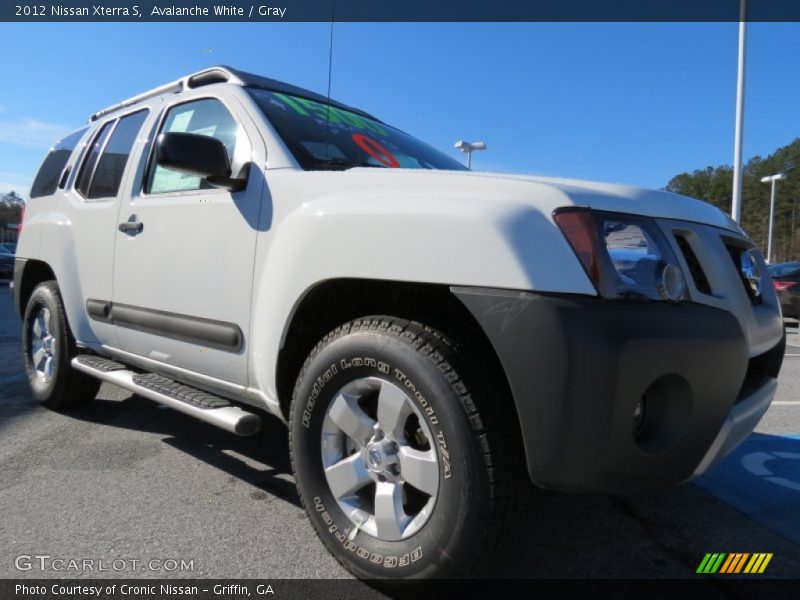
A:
[247,88,467,172]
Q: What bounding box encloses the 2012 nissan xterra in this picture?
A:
[13,66,785,579]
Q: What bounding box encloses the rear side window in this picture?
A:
[76,110,148,199]
[76,122,114,197]
[89,111,148,198]
[29,128,87,198]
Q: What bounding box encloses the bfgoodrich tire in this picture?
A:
[22,280,100,409]
[290,317,520,580]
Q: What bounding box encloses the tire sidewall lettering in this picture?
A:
[296,346,463,573]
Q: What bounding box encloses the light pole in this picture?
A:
[731,0,747,223]
[454,140,486,169]
[760,173,786,263]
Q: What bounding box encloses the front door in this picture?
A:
[112,92,265,385]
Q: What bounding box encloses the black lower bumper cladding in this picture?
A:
[452,287,779,493]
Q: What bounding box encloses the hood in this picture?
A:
[339,168,742,233]
[479,172,740,231]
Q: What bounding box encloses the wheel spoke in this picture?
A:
[324,453,371,499]
[373,481,408,540]
[41,308,51,335]
[43,356,55,381]
[328,392,375,445]
[398,447,439,495]
[32,347,45,367]
[376,382,412,439]
[32,314,43,338]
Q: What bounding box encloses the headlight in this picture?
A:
[554,209,687,302]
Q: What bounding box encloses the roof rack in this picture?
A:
[89,65,379,123]
[89,79,183,122]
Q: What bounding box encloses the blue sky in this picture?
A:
[1,22,799,197]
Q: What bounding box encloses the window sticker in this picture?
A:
[271,92,389,137]
[168,110,194,133]
[352,133,400,168]
[151,106,203,193]
[149,168,201,194]
[248,87,468,172]
[301,141,348,161]
[191,125,218,137]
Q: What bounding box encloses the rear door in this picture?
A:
[111,90,265,385]
[60,109,151,348]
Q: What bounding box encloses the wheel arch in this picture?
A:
[275,278,523,448]
[14,259,56,319]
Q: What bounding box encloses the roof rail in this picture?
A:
[89,65,380,123]
[89,79,183,122]
[88,66,245,122]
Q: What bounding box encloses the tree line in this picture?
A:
[0,191,24,228]
[666,138,800,263]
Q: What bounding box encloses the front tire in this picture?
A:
[22,280,100,409]
[290,317,519,579]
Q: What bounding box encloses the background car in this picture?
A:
[0,243,15,280]
[769,261,800,319]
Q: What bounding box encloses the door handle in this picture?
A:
[118,219,143,234]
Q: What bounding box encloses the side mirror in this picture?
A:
[155,132,246,191]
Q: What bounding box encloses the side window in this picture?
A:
[147,98,239,194]
[88,110,148,199]
[29,128,88,198]
[75,122,114,197]
[76,110,148,199]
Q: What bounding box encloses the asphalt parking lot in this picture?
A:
[0,282,798,582]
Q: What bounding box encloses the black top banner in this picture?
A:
[3,0,800,22]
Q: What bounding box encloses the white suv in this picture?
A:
[13,66,785,580]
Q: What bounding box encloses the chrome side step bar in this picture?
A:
[71,355,261,436]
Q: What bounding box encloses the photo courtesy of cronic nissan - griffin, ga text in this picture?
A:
[12,66,785,580]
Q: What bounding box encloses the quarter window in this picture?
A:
[29,128,87,198]
[147,99,240,194]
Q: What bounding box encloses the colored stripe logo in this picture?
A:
[697,553,773,574]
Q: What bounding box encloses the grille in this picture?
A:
[675,235,711,295]
[725,243,763,306]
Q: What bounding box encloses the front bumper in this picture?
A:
[453,288,784,493]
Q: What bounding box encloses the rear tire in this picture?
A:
[289,316,521,580]
[22,280,100,409]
